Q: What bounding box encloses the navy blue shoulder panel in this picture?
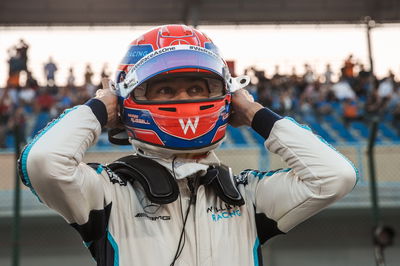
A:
[70,203,112,242]
[255,212,285,244]
[70,203,116,266]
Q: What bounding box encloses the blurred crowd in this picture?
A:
[0,40,110,148]
[244,54,400,132]
[1,40,400,149]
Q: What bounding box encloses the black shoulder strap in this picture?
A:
[107,155,179,204]
[108,128,130,145]
[107,155,244,206]
[201,165,245,206]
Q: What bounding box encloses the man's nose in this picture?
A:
[174,89,191,100]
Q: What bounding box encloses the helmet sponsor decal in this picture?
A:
[127,45,220,78]
[178,117,199,135]
[120,44,154,65]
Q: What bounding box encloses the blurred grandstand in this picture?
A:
[1,51,400,149]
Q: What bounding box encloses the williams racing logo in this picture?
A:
[207,204,241,222]
[179,117,199,134]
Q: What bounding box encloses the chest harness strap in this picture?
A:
[107,155,245,206]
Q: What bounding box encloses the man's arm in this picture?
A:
[18,90,114,225]
[230,89,357,237]
[247,114,357,233]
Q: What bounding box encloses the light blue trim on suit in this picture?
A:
[284,116,360,184]
[248,168,292,180]
[253,237,260,266]
[83,241,93,248]
[20,106,79,200]
[107,230,119,266]
[96,164,104,174]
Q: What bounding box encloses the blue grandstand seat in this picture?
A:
[350,121,370,139]
[5,134,15,148]
[226,126,247,145]
[309,122,337,144]
[379,123,400,141]
[325,116,357,142]
[245,127,265,145]
[31,111,51,138]
[349,121,385,142]
[323,114,336,124]
[383,112,393,122]
[331,102,342,115]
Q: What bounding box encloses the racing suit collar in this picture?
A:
[153,151,221,180]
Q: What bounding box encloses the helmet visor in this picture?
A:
[132,75,225,101]
[117,46,229,98]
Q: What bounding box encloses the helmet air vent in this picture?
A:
[158,107,177,112]
[200,104,214,110]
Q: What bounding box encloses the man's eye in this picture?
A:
[188,86,205,94]
[158,87,174,95]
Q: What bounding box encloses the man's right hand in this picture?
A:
[229,89,263,128]
[95,78,123,129]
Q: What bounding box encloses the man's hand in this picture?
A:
[95,78,123,129]
[229,89,263,127]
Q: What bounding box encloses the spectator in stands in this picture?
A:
[0,87,12,148]
[278,89,294,116]
[272,65,283,80]
[31,87,55,137]
[353,64,371,99]
[331,76,356,101]
[100,63,110,79]
[290,66,298,80]
[303,63,315,84]
[250,67,272,107]
[323,64,334,84]
[16,39,29,72]
[392,101,400,135]
[56,87,74,114]
[84,63,94,85]
[7,47,23,88]
[6,105,27,146]
[314,87,333,121]
[98,63,111,89]
[342,54,356,84]
[26,71,39,91]
[377,71,395,109]
[75,86,91,105]
[84,63,96,97]
[342,98,362,126]
[19,85,35,114]
[67,67,76,88]
[44,57,58,86]
[299,97,316,123]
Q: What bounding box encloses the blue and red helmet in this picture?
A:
[114,25,248,156]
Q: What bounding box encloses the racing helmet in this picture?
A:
[113,24,249,156]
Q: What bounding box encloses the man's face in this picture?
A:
[145,77,210,101]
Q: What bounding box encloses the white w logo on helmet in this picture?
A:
[179,117,199,135]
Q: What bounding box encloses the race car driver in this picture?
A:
[18,24,358,266]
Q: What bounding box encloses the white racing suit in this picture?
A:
[18,100,358,266]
